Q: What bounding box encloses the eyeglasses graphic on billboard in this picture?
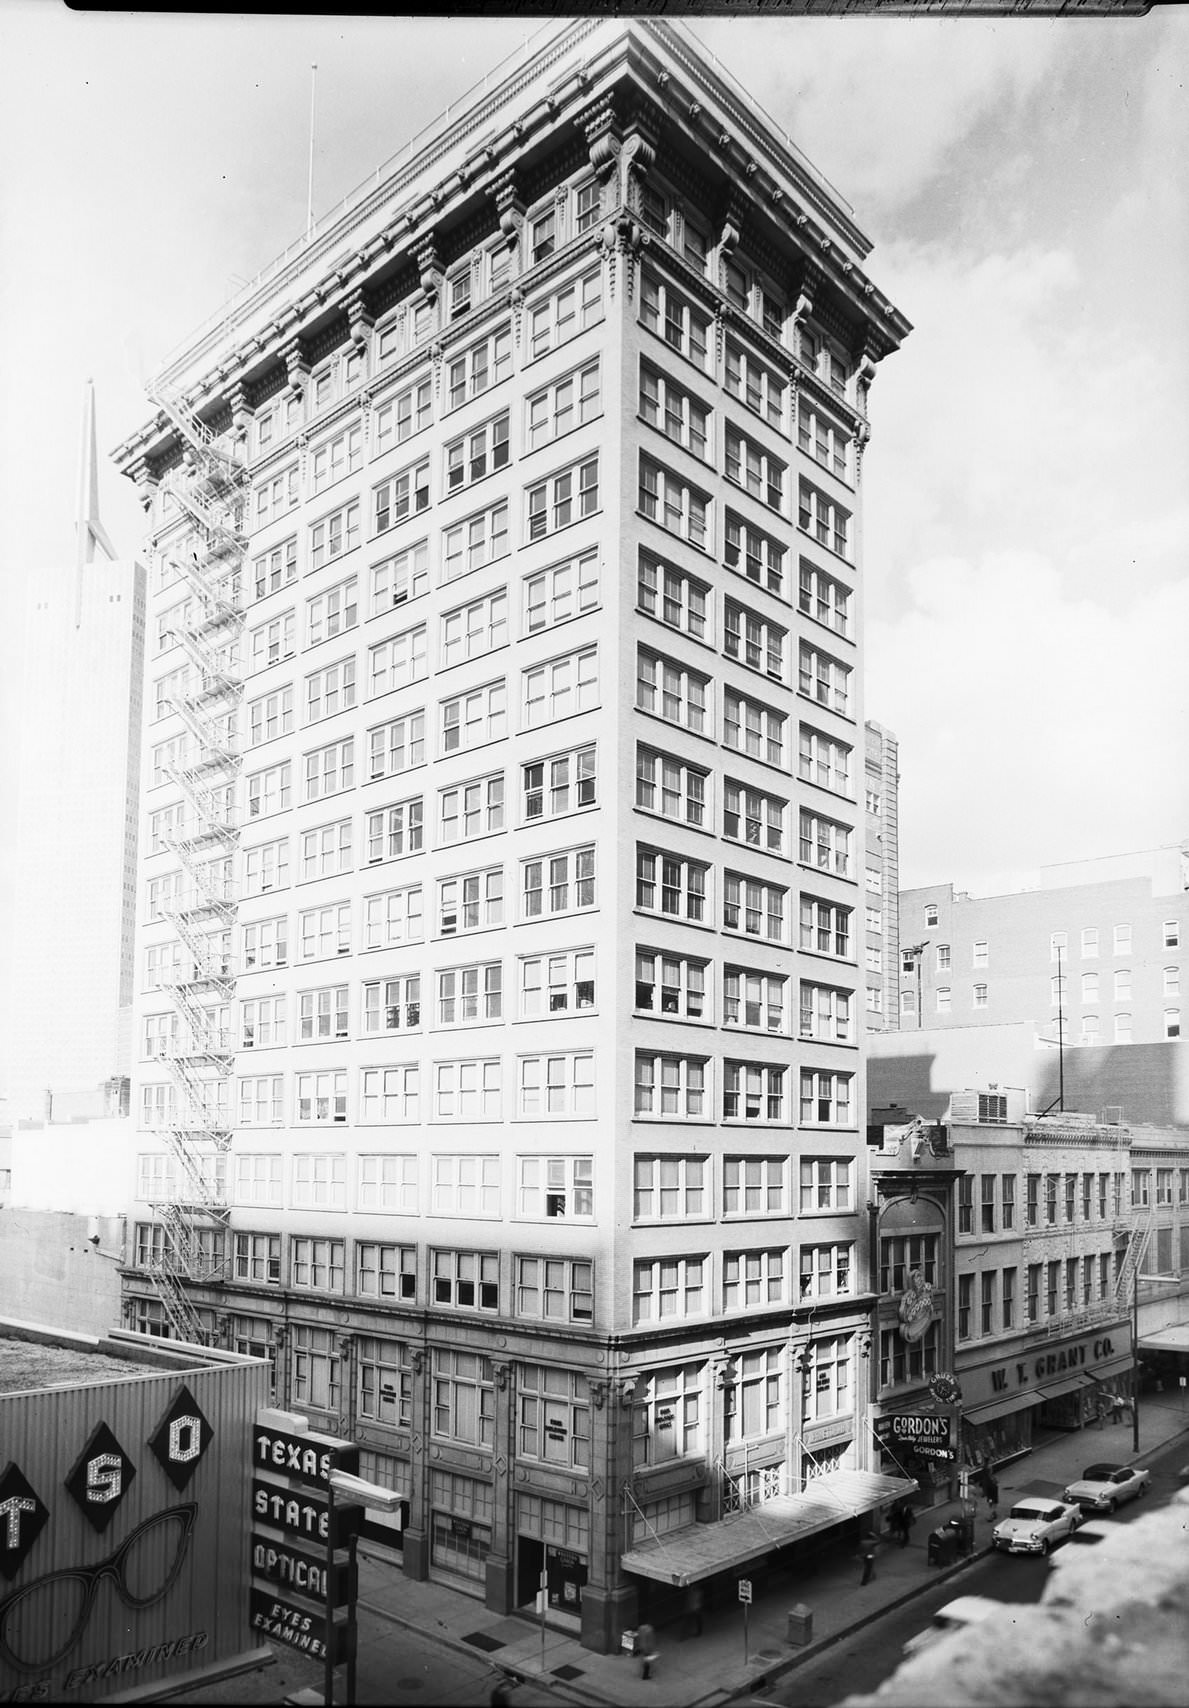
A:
[0,1502,197,1674]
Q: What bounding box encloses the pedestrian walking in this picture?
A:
[686,1583,705,1637]
[986,1475,1000,1520]
[636,1621,659,1680]
[859,1541,876,1585]
[903,1503,917,1544]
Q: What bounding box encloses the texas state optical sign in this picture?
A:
[0,1385,214,1691]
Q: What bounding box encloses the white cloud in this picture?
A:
[867,556,1189,895]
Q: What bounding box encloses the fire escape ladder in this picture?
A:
[1114,1202,1154,1309]
[145,372,247,1347]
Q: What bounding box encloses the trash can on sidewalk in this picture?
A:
[786,1604,814,1645]
[928,1525,958,1567]
[954,1515,975,1556]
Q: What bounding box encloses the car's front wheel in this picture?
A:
[1040,1540,1051,1556]
[1107,1499,1118,1514]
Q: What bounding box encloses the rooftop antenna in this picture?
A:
[75,379,116,627]
[307,64,317,239]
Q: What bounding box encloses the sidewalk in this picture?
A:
[352,1387,1189,1708]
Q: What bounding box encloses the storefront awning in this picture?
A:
[620,1469,916,1589]
[963,1389,1041,1427]
[1139,1324,1189,1356]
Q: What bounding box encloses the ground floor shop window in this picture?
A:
[429,1469,493,1583]
[517,1495,590,1617]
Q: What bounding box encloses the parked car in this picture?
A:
[992,1496,1083,1556]
[903,1595,1003,1657]
[1061,1462,1151,1513]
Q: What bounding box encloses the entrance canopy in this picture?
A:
[620,1469,916,1589]
[1139,1324,1189,1356]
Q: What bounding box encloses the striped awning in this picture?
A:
[620,1468,917,1588]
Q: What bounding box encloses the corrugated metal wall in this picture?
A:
[0,1357,270,1700]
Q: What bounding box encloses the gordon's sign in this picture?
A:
[874,1413,953,1459]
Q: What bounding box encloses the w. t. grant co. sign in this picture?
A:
[963,1325,1131,1411]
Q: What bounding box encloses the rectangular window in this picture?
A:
[723,1250,786,1311]
[799,1071,852,1126]
[300,818,352,881]
[432,1346,496,1442]
[636,647,707,735]
[357,1155,418,1215]
[371,540,429,615]
[518,1365,591,1469]
[291,1325,341,1413]
[632,1364,704,1468]
[521,845,595,919]
[444,413,509,498]
[363,882,424,949]
[800,895,851,958]
[440,771,503,844]
[434,1060,502,1121]
[362,975,421,1036]
[723,1156,786,1216]
[725,689,785,767]
[298,985,349,1042]
[304,737,354,802]
[249,610,296,671]
[633,1053,707,1119]
[295,1070,347,1124]
[298,901,351,961]
[438,865,502,936]
[524,647,598,728]
[365,796,423,865]
[637,746,708,829]
[446,325,513,410]
[292,1152,347,1208]
[639,361,709,458]
[723,966,786,1034]
[359,1065,419,1124]
[440,590,507,672]
[724,779,785,854]
[238,1075,283,1126]
[722,1062,786,1123]
[431,1154,500,1216]
[520,948,595,1018]
[357,1333,413,1422]
[723,871,785,942]
[517,1155,594,1220]
[310,423,362,494]
[636,549,708,639]
[639,272,709,369]
[633,1156,707,1221]
[802,1161,850,1216]
[527,270,603,361]
[440,678,507,754]
[634,948,706,1021]
[234,1154,282,1206]
[241,915,288,972]
[725,340,786,429]
[438,961,502,1027]
[517,1052,595,1117]
[310,503,360,573]
[368,624,427,698]
[248,685,294,747]
[522,744,595,821]
[242,838,289,898]
[725,598,786,683]
[636,848,708,923]
[253,536,298,600]
[725,425,785,511]
[799,981,853,1043]
[442,499,509,584]
[253,465,299,529]
[374,376,432,453]
[290,1237,345,1292]
[368,710,426,780]
[241,995,285,1050]
[305,657,357,725]
[798,810,851,877]
[515,1256,593,1324]
[638,454,708,548]
[527,360,601,450]
[306,578,358,651]
[234,1231,281,1284]
[633,1256,705,1323]
[526,457,599,541]
[799,725,851,794]
[723,511,785,596]
[524,549,599,634]
[799,643,850,715]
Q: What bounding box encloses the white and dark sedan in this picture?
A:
[1062,1461,1151,1513]
[991,1497,1083,1556]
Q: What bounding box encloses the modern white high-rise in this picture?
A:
[113,20,911,1650]
[6,383,145,1125]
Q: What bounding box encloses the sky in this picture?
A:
[0,4,1186,907]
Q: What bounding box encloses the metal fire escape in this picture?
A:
[144,377,247,1343]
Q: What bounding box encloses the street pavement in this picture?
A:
[169,1386,1189,1708]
